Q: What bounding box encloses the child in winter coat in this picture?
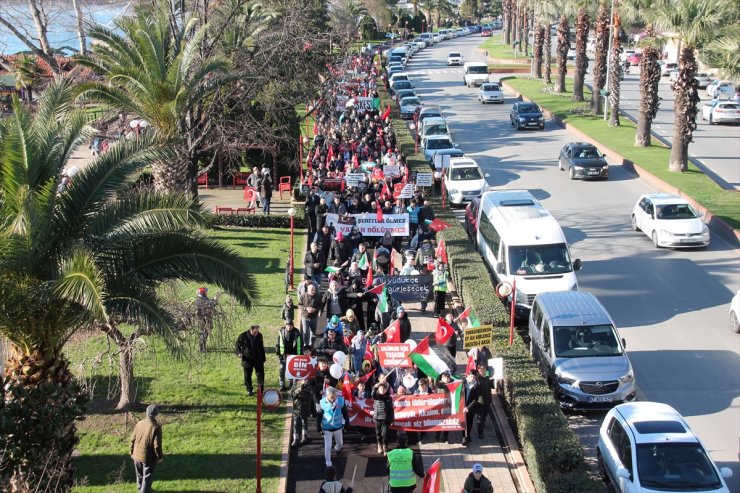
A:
[352,381,370,399]
[348,330,367,374]
[281,295,295,325]
[370,377,394,455]
[290,378,314,447]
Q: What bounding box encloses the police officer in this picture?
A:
[386,432,424,492]
[276,320,302,390]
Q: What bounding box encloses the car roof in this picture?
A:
[568,142,597,149]
[481,83,501,89]
[425,135,452,141]
[449,157,480,168]
[419,106,442,114]
[423,117,447,126]
[641,193,690,205]
[533,291,612,327]
[400,96,420,103]
[614,402,699,445]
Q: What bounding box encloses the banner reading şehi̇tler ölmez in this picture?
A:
[349,392,464,432]
[325,213,409,237]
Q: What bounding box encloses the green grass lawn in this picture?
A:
[68,227,301,492]
[478,33,531,63]
[505,76,740,230]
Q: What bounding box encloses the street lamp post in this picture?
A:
[288,207,296,291]
[389,24,393,47]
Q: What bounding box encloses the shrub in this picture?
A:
[206,209,306,229]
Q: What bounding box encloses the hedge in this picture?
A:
[382,90,602,492]
[205,207,306,229]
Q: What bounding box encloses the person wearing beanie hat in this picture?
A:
[130,405,164,493]
[463,463,493,493]
[396,305,412,343]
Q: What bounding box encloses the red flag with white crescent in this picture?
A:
[435,238,448,264]
[383,319,401,343]
[435,318,454,346]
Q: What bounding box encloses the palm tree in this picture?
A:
[554,12,570,93]
[700,29,740,81]
[533,21,545,78]
[590,1,609,112]
[75,5,229,196]
[607,1,622,126]
[544,15,553,83]
[391,6,410,29]
[330,0,370,38]
[571,1,591,101]
[654,0,729,171]
[504,0,514,44]
[421,0,436,28]
[11,55,42,104]
[0,79,257,487]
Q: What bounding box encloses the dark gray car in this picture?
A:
[510,102,545,130]
[558,143,609,180]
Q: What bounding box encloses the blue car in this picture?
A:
[510,102,545,130]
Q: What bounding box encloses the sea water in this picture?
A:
[0,0,132,55]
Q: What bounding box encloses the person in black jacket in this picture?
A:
[235,324,266,397]
[315,196,329,231]
[396,306,412,342]
[475,362,495,439]
[304,242,325,287]
[328,232,350,268]
[291,378,314,447]
[314,225,333,268]
[371,378,394,455]
[305,188,320,236]
[345,278,366,332]
[462,371,480,445]
[322,280,349,320]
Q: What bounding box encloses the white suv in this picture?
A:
[444,157,489,205]
[597,402,733,492]
[447,52,463,66]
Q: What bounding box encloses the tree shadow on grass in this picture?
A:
[74,453,282,486]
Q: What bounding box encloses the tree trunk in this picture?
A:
[669,45,699,172]
[511,1,518,48]
[28,0,53,57]
[117,343,136,411]
[590,2,609,113]
[608,6,621,126]
[572,8,589,101]
[504,0,512,44]
[533,21,543,79]
[554,15,569,93]
[544,25,552,84]
[635,33,661,146]
[72,0,87,56]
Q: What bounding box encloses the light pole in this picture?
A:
[288,207,296,291]
[389,24,393,47]
[603,0,616,121]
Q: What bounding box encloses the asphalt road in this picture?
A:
[404,34,740,490]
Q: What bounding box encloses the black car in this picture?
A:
[558,143,609,180]
[464,197,481,244]
[510,102,545,130]
[389,80,414,96]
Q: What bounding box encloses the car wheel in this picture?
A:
[596,448,609,482]
[529,338,534,356]
[569,166,575,180]
[631,214,640,232]
[652,230,660,248]
[709,114,714,125]
[558,158,564,171]
[539,124,545,130]
[731,311,740,334]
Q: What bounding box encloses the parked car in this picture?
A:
[702,100,740,124]
[492,19,503,30]
[388,72,410,85]
[399,96,422,119]
[389,79,414,96]
[631,193,710,248]
[620,50,636,63]
[464,197,481,243]
[558,143,609,180]
[626,52,642,65]
[706,80,735,99]
[660,62,678,76]
[415,105,444,128]
[478,82,505,104]
[394,88,416,105]
[443,157,489,205]
[597,402,733,492]
[418,117,450,143]
[669,70,679,84]
[695,72,713,88]
[567,46,576,60]
[510,102,545,130]
[422,135,461,164]
[730,290,740,333]
[447,51,463,66]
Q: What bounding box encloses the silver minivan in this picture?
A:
[529,291,636,410]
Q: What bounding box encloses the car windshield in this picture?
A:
[636,443,722,490]
[392,75,409,81]
[573,147,601,159]
[518,104,541,113]
[426,138,453,150]
[508,243,572,275]
[482,84,500,91]
[656,203,699,220]
[720,103,739,110]
[553,325,622,358]
[394,81,412,90]
[468,65,488,74]
[420,112,442,121]
[450,167,482,181]
[401,98,420,106]
[425,124,449,136]
[449,52,461,57]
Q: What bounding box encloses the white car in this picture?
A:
[660,62,678,76]
[443,157,489,205]
[478,82,504,104]
[631,193,709,248]
[597,402,733,493]
[432,33,442,43]
[412,40,426,51]
[706,80,735,99]
[694,73,713,88]
[701,100,740,124]
[399,96,422,120]
[388,72,410,85]
[447,51,463,66]
[730,290,740,333]
[419,116,450,142]
[620,50,635,63]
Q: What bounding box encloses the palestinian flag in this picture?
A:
[435,318,455,346]
[377,286,389,313]
[421,459,442,493]
[457,306,481,328]
[367,282,385,296]
[324,265,341,274]
[409,336,450,380]
[357,252,369,270]
[435,238,448,264]
[383,319,401,343]
[445,380,464,414]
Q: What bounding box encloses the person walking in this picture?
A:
[442,311,462,359]
[462,371,481,445]
[281,295,295,325]
[432,262,449,317]
[247,167,262,208]
[462,463,494,493]
[130,404,164,493]
[304,242,325,287]
[320,387,349,468]
[305,188,320,237]
[260,171,273,215]
[371,377,394,455]
[300,283,323,348]
[386,431,424,492]
[276,320,303,390]
[475,362,495,439]
[319,466,354,493]
[235,324,266,396]
[290,378,314,447]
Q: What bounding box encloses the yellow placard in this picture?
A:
[463,325,494,350]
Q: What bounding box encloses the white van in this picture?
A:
[476,190,581,318]
[463,62,489,87]
[419,32,433,46]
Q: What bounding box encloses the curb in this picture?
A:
[501,81,740,248]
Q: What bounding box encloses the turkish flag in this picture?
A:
[428,218,451,232]
[466,352,477,375]
[359,367,376,383]
[435,238,448,264]
[365,267,373,288]
[435,318,455,346]
[383,319,401,343]
[376,203,384,223]
[380,104,391,120]
[342,371,353,405]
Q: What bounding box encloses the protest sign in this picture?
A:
[377,343,413,367]
[393,182,414,199]
[376,275,433,302]
[285,355,317,380]
[348,392,464,432]
[384,164,401,178]
[344,173,364,187]
[415,172,433,187]
[336,96,373,113]
[463,325,493,350]
[326,213,409,237]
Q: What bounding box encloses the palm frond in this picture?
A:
[52,248,108,322]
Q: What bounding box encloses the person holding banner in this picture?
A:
[386,432,425,493]
[434,371,455,443]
